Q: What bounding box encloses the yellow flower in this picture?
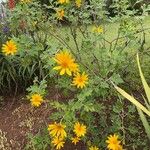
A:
[51,136,65,150]
[30,94,43,107]
[106,134,123,150]
[72,72,88,88]
[89,146,99,150]
[70,62,79,73]
[48,122,67,138]
[56,9,65,20]
[58,0,69,4]
[53,51,78,76]
[20,0,31,3]
[71,136,80,145]
[92,26,103,33]
[75,0,81,7]
[73,122,86,137]
[2,40,17,56]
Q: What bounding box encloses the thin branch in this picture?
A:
[111,27,150,43]
[69,26,81,60]
[49,31,77,58]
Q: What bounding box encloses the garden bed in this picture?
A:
[1,0,150,149]
[0,94,88,150]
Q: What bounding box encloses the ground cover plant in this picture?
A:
[0,0,150,149]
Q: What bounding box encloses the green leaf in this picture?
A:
[137,53,150,105]
[137,108,150,140]
[142,95,150,111]
[113,84,150,117]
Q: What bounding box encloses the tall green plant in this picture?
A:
[113,53,150,140]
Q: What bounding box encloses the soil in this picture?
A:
[0,94,86,150]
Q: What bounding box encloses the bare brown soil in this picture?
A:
[0,95,51,150]
[0,94,86,150]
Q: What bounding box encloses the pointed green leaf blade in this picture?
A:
[137,108,150,140]
[114,84,150,117]
[137,53,150,105]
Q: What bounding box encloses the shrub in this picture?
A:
[0,0,150,149]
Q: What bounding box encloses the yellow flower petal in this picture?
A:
[53,50,78,76]
[48,122,67,138]
[66,68,72,76]
[60,69,65,75]
[51,136,65,150]
[106,134,123,150]
[73,122,86,137]
[30,94,43,107]
[2,40,17,56]
[71,136,80,145]
[53,66,62,70]
[72,72,88,89]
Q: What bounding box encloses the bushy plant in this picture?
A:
[1,0,150,149]
[0,1,50,93]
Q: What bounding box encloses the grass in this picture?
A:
[50,16,150,51]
